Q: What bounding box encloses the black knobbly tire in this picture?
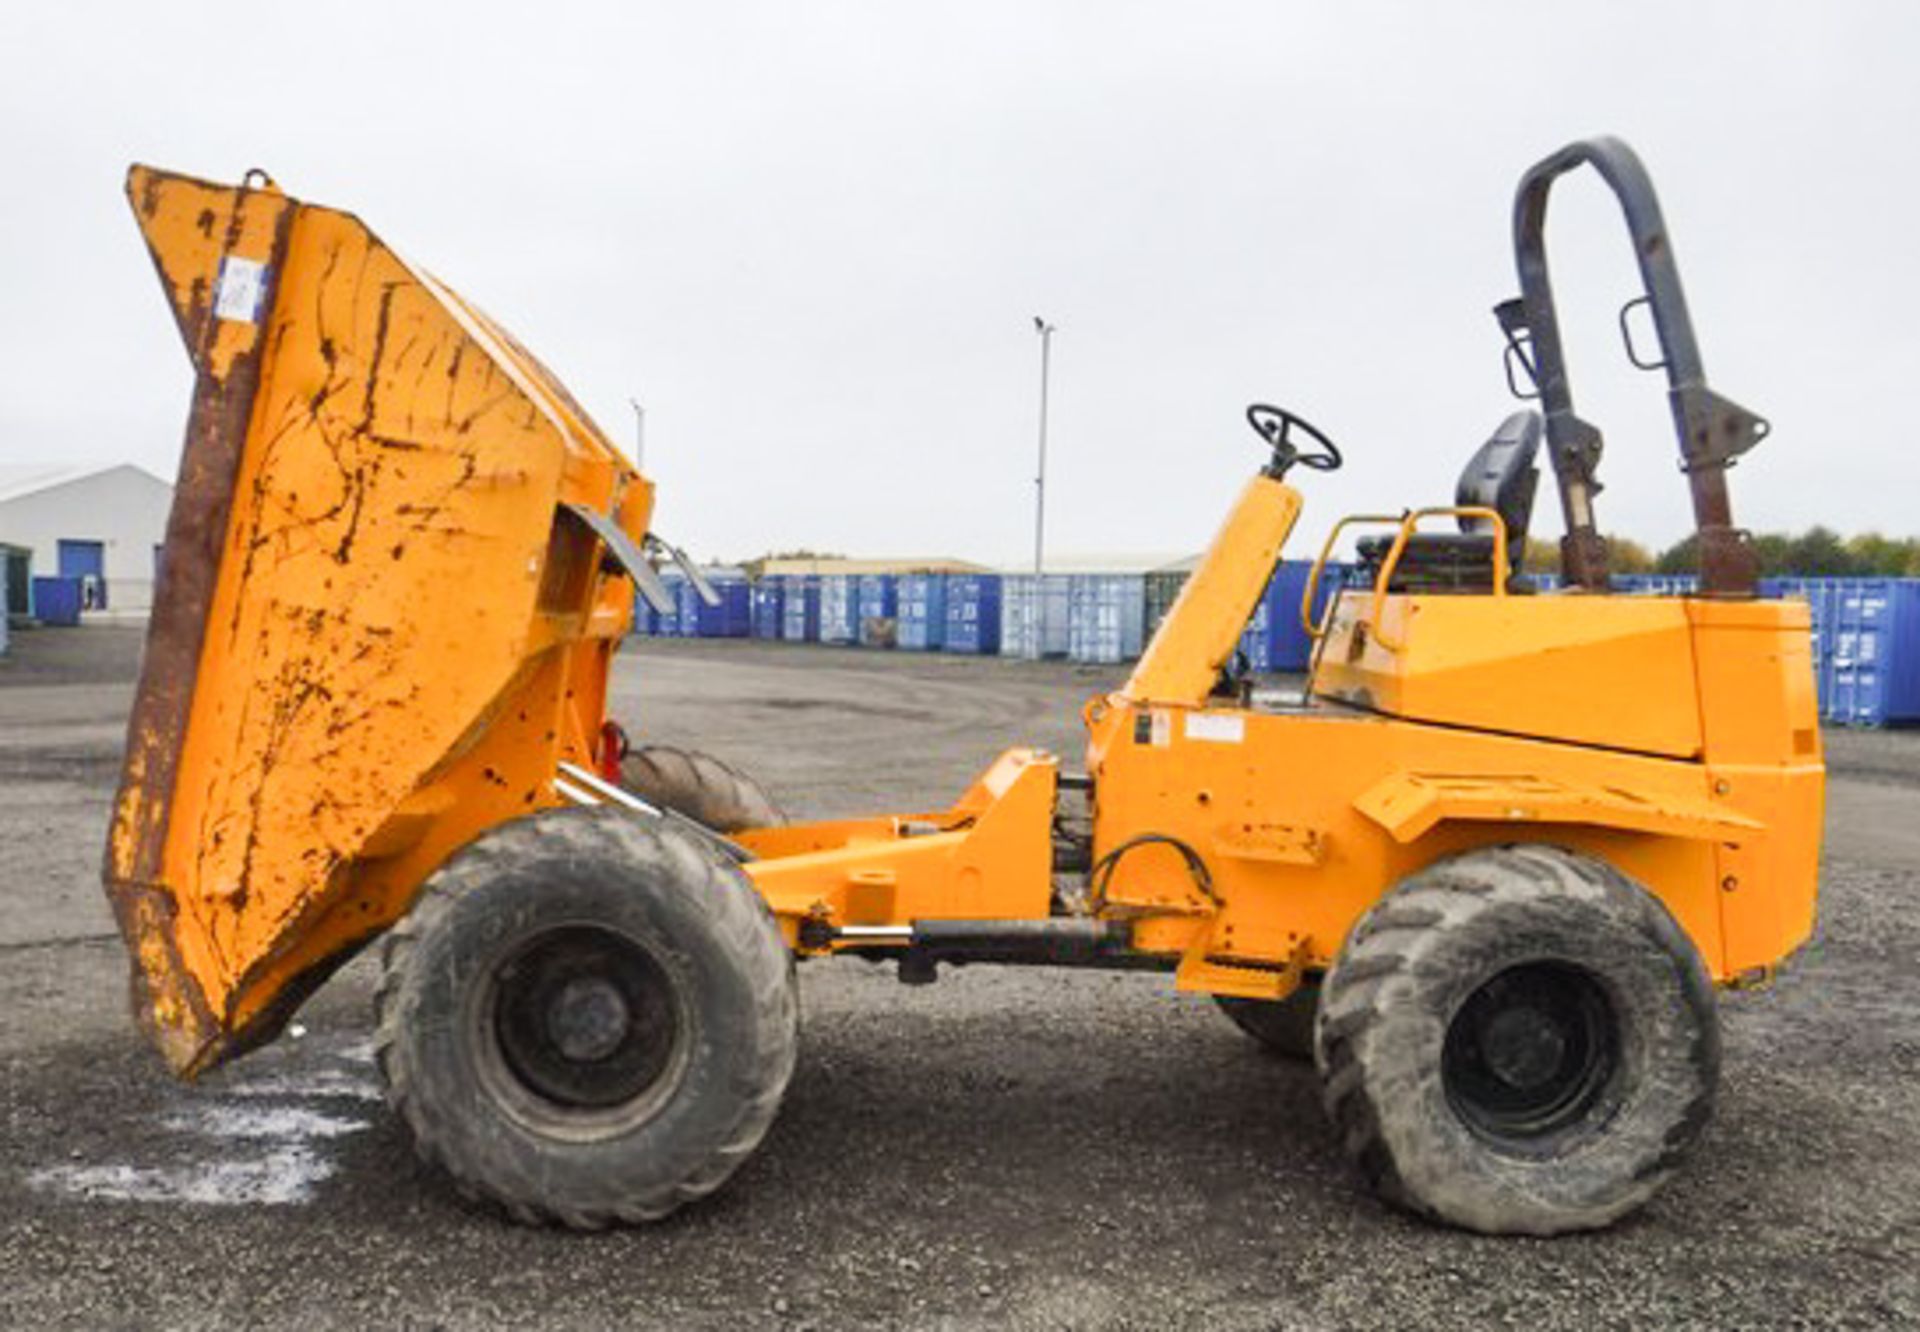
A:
[1315,845,1719,1236]
[620,743,785,833]
[1215,981,1321,1060]
[374,805,798,1228]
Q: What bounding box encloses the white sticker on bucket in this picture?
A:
[1185,712,1245,744]
[214,256,267,323]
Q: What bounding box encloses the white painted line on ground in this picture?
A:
[223,1068,383,1103]
[161,1103,370,1140]
[26,1030,380,1208]
[29,1148,333,1207]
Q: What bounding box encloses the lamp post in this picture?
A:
[1032,317,1054,578]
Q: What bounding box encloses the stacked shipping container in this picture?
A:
[1822,580,1920,726]
[856,575,899,648]
[750,580,784,640]
[896,573,947,651]
[1000,574,1071,659]
[1239,561,1344,673]
[781,575,821,643]
[1066,575,1146,664]
[819,575,858,644]
[675,576,751,638]
[629,573,685,637]
[619,564,1920,729]
[943,575,1001,655]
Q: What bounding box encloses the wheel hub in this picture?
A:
[1442,961,1620,1148]
[1479,1005,1568,1090]
[490,925,683,1112]
[546,976,632,1063]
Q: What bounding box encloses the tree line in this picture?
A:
[1521,528,1920,578]
[1655,528,1920,578]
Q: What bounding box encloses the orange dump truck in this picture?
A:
[109,140,1821,1236]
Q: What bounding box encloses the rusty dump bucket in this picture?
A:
[109,166,655,1075]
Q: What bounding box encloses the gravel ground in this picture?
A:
[1,627,1916,1329]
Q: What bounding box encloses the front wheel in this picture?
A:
[1316,845,1719,1236]
[375,806,798,1228]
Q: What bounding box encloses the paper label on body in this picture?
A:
[1150,709,1172,747]
[214,256,267,323]
[1185,712,1245,744]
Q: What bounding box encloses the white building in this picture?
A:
[0,464,175,616]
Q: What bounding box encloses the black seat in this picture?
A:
[1354,411,1543,593]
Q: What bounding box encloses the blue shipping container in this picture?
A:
[1067,574,1147,664]
[1816,579,1846,714]
[751,580,785,639]
[632,572,686,637]
[819,575,858,643]
[677,577,752,638]
[31,575,82,626]
[781,576,821,642]
[856,574,898,648]
[944,574,1002,654]
[674,579,703,637]
[1239,561,1345,672]
[897,574,947,651]
[1827,578,1920,726]
[648,575,685,637]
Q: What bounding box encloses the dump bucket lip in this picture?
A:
[108,166,301,1074]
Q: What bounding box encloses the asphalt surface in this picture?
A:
[2,627,1916,1329]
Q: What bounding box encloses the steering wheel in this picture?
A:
[1246,404,1343,475]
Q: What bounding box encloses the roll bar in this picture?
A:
[1499,136,1767,596]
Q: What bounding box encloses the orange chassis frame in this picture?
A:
[728,474,1824,1002]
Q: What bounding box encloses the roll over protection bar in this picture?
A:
[1499,135,1768,596]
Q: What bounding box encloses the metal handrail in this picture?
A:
[1367,507,1508,652]
[1302,507,1511,655]
[1303,513,1401,640]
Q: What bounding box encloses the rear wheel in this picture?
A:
[1315,845,1718,1236]
[620,743,784,833]
[375,806,797,1228]
[1215,981,1320,1059]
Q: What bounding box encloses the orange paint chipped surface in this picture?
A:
[109,166,650,1074]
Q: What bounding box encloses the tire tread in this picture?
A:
[375,807,797,1229]
[1314,843,1719,1235]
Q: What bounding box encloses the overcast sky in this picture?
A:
[3,2,1914,567]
